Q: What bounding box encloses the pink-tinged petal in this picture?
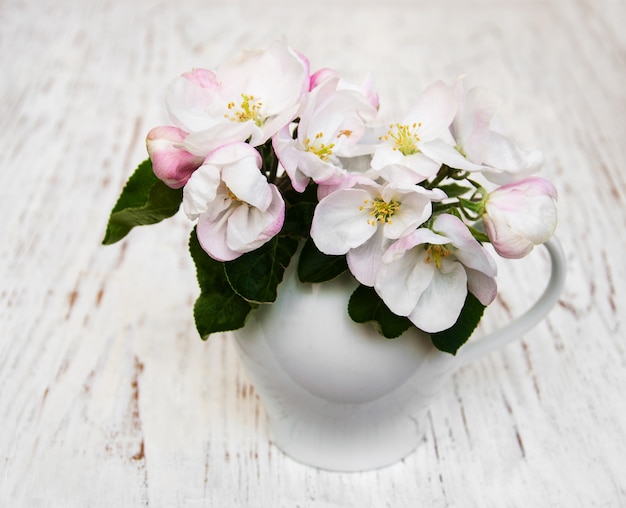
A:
[310,188,378,255]
[220,40,308,117]
[294,49,311,86]
[483,214,534,258]
[375,245,434,316]
[182,122,256,156]
[146,126,204,188]
[358,72,380,110]
[483,177,558,258]
[408,260,468,333]
[346,227,391,287]
[182,68,220,89]
[433,214,497,277]
[405,81,457,141]
[182,163,222,220]
[272,126,320,193]
[495,176,558,201]
[201,141,262,168]
[310,68,338,90]
[196,207,241,262]
[382,228,448,263]
[165,74,223,132]
[466,268,497,306]
[225,186,285,253]
[258,185,286,238]
[316,171,373,200]
[452,84,501,149]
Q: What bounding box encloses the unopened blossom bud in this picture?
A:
[146,126,204,188]
[483,177,558,259]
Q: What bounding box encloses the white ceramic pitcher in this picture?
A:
[232,237,566,471]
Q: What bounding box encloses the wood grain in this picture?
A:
[1,0,624,506]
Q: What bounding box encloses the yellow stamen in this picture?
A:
[425,244,451,269]
[379,122,422,155]
[363,197,401,226]
[304,131,335,161]
[227,189,240,202]
[225,93,264,126]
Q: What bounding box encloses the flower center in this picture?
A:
[225,93,264,126]
[425,244,451,269]
[380,123,422,155]
[361,198,401,226]
[304,132,335,161]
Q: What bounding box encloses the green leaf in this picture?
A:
[189,229,254,339]
[224,235,299,303]
[466,224,490,243]
[281,202,316,236]
[102,159,183,245]
[430,292,486,355]
[438,183,472,198]
[348,284,412,339]
[297,237,348,283]
[458,197,484,214]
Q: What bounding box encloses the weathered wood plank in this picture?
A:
[1,0,625,506]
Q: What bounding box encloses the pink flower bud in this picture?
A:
[146,126,204,188]
[483,177,558,259]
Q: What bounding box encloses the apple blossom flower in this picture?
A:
[183,142,284,262]
[273,77,377,192]
[309,67,379,110]
[482,176,558,259]
[425,80,544,183]
[370,81,456,184]
[163,40,309,156]
[310,179,445,286]
[375,214,497,333]
[146,126,204,188]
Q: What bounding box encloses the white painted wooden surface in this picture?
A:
[1,0,625,506]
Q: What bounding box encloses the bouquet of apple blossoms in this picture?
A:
[103,40,558,355]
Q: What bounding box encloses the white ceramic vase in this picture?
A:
[232,237,566,472]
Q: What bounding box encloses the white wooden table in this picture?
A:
[2,0,625,506]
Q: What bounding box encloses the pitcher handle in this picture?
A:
[457,236,566,366]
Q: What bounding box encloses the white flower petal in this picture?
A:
[182,164,222,219]
[221,156,272,211]
[408,260,468,333]
[376,245,434,316]
[433,214,497,277]
[196,207,240,262]
[466,268,498,306]
[182,123,256,157]
[346,227,390,287]
[405,81,456,141]
[225,195,282,253]
[166,73,222,132]
[452,84,501,149]
[310,188,378,255]
[480,131,544,183]
[420,138,485,172]
[379,188,433,239]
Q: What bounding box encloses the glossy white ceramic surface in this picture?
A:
[233,238,565,471]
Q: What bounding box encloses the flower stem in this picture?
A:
[425,165,452,190]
